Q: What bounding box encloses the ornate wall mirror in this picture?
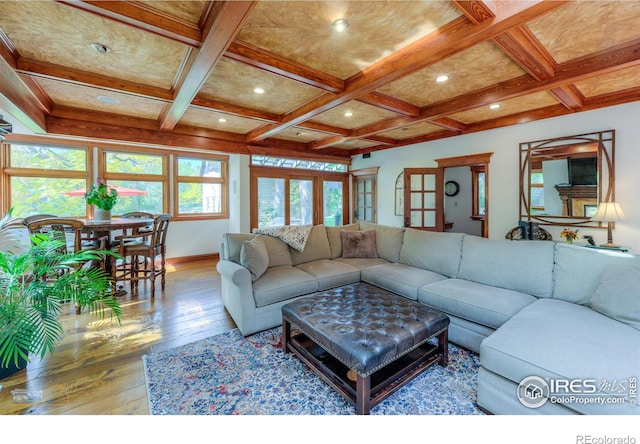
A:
[519,130,614,227]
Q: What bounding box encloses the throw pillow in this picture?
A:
[591,265,640,331]
[256,234,292,267]
[341,229,377,258]
[326,223,360,259]
[240,238,269,282]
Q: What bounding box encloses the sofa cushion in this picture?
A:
[362,263,447,300]
[553,243,640,305]
[296,259,360,291]
[480,298,640,415]
[253,266,318,308]
[290,224,332,265]
[359,222,404,262]
[240,238,269,281]
[222,233,254,264]
[457,236,555,298]
[418,278,536,330]
[256,234,292,267]
[591,265,640,331]
[326,223,360,259]
[341,229,377,258]
[334,257,389,270]
[399,229,464,277]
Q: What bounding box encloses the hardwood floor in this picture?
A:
[0,258,236,415]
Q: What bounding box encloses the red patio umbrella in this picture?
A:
[63,185,148,197]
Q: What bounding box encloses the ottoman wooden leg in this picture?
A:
[356,374,371,415]
[438,329,449,366]
[282,319,291,353]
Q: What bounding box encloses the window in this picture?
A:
[250,159,349,230]
[101,149,167,216]
[175,154,228,219]
[471,165,486,218]
[1,142,89,217]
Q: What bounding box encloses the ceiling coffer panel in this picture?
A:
[201,58,324,114]
[0,1,187,90]
[449,91,560,124]
[180,107,264,134]
[236,0,462,79]
[377,41,526,107]
[527,1,640,64]
[37,78,166,120]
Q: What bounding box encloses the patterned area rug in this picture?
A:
[142,327,484,415]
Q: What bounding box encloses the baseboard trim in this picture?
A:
[166,253,219,265]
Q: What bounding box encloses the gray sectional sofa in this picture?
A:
[217,222,640,415]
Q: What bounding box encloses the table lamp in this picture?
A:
[590,202,625,248]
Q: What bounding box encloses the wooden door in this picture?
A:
[403,168,443,231]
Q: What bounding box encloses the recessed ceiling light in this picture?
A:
[344,111,353,117]
[91,42,110,54]
[332,19,350,32]
[254,87,265,94]
[435,75,449,83]
[296,131,305,137]
[218,118,227,123]
[97,95,119,104]
[489,104,501,109]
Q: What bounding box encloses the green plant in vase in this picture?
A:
[0,209,122,379]
[85,178,117,220]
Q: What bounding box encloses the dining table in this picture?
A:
[80,217,155,295]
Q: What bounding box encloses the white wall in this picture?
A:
[443,166,481,236]
[350,102,640,252]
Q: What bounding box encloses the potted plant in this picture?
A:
[0,209,122,379]
[85,178,117,220]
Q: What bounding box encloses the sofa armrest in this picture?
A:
[216,259,258,335]
[217,259,251,286]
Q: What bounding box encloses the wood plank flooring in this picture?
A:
[0,258,236,415]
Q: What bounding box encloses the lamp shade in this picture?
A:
[591,202,625,222]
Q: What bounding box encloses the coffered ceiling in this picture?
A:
[1,1,639,162]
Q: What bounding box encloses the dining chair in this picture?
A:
[112,213,171,298]
[26,218,89,314]
[22,214,58,226]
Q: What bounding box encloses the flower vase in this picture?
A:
[94,207,112,221]
[566,238,573,244]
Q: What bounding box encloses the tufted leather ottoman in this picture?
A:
[282,282,449,414]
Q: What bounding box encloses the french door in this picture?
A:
[403,168,444,231]
[250,167,348,230]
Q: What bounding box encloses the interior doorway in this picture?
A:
[435,153,493,238]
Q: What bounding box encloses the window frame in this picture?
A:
[173,153,229,221]
[471,165,486,219]
[98,146,169,218]
[1,141,91,217]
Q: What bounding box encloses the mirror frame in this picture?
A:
[519,129,615,228]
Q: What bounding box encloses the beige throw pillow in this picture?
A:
[240,238,269,281]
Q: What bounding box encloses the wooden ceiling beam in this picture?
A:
[451,1,496,24]
[246,0,567,143]
[551,85,585,110]
[56,0,202,47]
[225,41,344,93]
[357,92,420,117]
[17,57,173,101]
[190,96,281,123]
[0,42,49,133]
[45,115,250,154]
[492,25,556,81]
[159,1,257,131]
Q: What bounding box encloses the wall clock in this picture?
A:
[445,180,460,197]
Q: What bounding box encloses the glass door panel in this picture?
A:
[290,179,313,225]
[323,180,343,226]
[257,177,285,228]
